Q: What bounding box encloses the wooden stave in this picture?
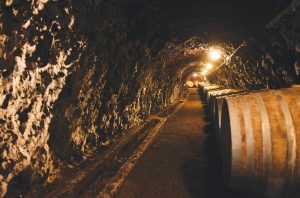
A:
[213,91,253,151]
[207,89,243,119]
[203,86,224,101]
[220,89,300,197]
[214,89,269,148]
[206,89,228,119]
[206,89,235,109]
[199,84,216,98]
[198,83,206,97]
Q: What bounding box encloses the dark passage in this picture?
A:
[115,89,248,198]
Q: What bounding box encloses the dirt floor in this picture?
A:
[114,88,253,198]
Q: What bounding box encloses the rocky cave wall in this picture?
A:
[0,0,188,196]
[0,0,297,196]
[208,0,300,89]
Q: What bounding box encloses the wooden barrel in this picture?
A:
[199,83,211,97]
[206,88,230,105]
[199,84,215,98]
[202,85,224,100]
[194,80,201,87]
[291,85,300,88]
[206,89,242,117]
[213,91,252,154]
[214,89,270,149]
[220,89,300,197]
[186,81,195,88]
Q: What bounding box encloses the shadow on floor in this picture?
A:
[181,126,253,198]
[182,89,254,198]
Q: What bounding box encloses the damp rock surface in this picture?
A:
[0,0,298,197]
[0,0,186,196]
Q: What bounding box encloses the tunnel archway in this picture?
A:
[180,64,204,87]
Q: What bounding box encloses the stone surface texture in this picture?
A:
[0,0,187,196]
[0,0,298,197]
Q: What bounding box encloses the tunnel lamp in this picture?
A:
[205,63,213,70]
[193,73,198,77]
[201,69,208,76]
[208,49,221,61]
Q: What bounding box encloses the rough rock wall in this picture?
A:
[0,0,186,196]
[208,0,300,89]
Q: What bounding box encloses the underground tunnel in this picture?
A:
[0,0,300,197]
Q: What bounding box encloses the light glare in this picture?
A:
[205,63,213,70]
[209,49,221,61]
[201,69,208,76]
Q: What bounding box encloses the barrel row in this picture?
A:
[198,83,300,198]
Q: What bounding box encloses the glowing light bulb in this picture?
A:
[205,63,213,70]
[201,69,208,76]
[209,49,221,61]
[193,73,198,77]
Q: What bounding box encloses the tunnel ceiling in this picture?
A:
[157,0,291,43]
[137,0,293,80]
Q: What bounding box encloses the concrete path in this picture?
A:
[115,88,250,198]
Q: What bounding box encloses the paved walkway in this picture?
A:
[115,88,250,198]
